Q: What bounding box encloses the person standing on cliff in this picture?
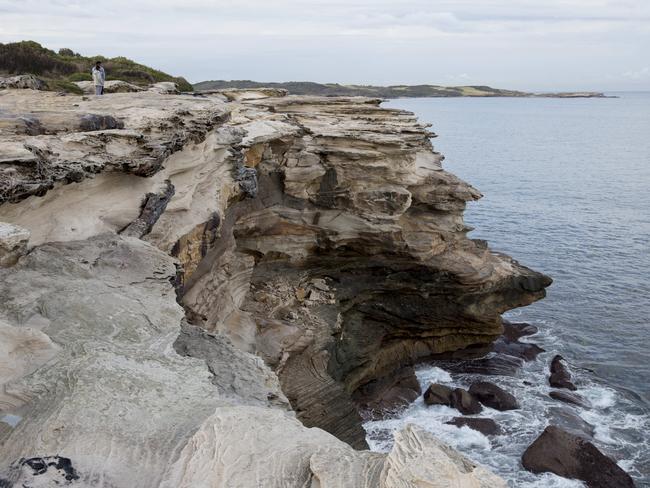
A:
[91,61,105,95]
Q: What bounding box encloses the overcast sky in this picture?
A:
[1,0,649,90]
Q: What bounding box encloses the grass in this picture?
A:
[0,40,193,93]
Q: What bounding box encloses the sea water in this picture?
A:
[365,94,650,486]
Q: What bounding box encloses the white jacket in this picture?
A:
[92,67,105,86]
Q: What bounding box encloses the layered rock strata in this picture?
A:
[0,86,550,485]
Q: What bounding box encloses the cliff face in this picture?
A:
[0,86,548,486]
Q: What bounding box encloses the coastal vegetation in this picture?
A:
[0,40,193,93]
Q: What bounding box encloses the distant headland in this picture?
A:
[195,79,611,99]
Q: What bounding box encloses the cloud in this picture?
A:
[0,0,649,90]
[623,67,650,80]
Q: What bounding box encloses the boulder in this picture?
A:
[492,338,544,361]
[423,383,453,406]
[0,74,46,90]
[469,381,519,411]
[446,417,501,436]
[549,355,577,390]
[450,388,483,415]
[522,426,635,487]
[0,222,29,267]
[149,81,180,94]
[78,114,125,132]
[74,80,145,94]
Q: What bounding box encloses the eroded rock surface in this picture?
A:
[0,222,29,267]
[0,87,548,485]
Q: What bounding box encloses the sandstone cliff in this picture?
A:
[0,86,549,486]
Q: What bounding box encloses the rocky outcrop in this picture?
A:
[549,355,577,390]
[74,79,145,94]
[0,75,46,91]
[0,87,550,485]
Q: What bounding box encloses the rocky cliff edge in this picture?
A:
[0,86,550,487]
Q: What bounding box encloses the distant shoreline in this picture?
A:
[194,80,612,99]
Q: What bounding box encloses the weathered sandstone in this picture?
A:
[0,86,551,485]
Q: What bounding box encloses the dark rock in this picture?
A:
[549,355,577,390]
[120,180,175,238]
[423,383,453,406]
[18,116,45,135]
[446,417,501,436]
[78,114,125,132]
[492,339,544,361]
[450,388,482,415]
[236,166,258,198]
[353,365,421,417]
[492,320,544,360]
[469,381,519,410]
[2,456,81,486]
[548,407,595,439]
[502,320,538,341]
[522,426,635,488]
[550,390,591,408]
[437,353,524,376]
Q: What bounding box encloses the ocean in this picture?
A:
[364,94,650,486]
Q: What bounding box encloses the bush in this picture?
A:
[174,77,194,92]
[43,79,84,94]
[67,72,92,82]
[1,40,193,92]
[0,41,76,75]
[58,48,76,57]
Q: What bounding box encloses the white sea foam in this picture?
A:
[363,321,649,486]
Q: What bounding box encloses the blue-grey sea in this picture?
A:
[365,94,650,487]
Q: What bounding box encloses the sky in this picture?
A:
[1,0,649,91]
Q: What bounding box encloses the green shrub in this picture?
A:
[67,72,92,82]
[1,40,193,92]
[0,41,76,75]
[174,77,194,92]
[43,79,84,94]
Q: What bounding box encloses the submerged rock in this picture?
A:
[522,426,635,488]
[469,381,520,411]
[436,354,525,376]
[446,417,501,436]
[550,390,591,408]
[547,407,595,439]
